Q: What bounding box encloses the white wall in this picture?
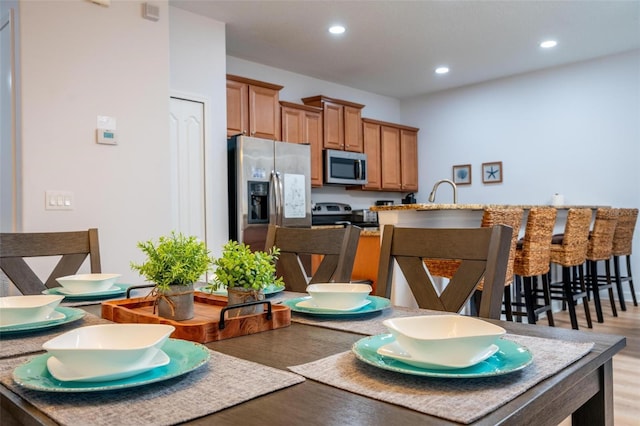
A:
[401,49,640,277]
[17,0,172,285]
[168,7,228,258]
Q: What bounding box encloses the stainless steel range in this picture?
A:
[311,202,378,228]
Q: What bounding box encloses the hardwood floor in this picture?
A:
[538,297,640,426]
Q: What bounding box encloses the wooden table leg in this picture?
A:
[572,359,614,425]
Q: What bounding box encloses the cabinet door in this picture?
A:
[226,80,248,136]
[400,129,418,191]
[323,102,344,150]
[249,85,280,140]
[304,110,324,187]
[362,121,381,190]
[344,105,363,152]
[281,105,304,143]
[380,125,402,190]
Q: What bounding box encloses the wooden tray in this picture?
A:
[101,293,290,343]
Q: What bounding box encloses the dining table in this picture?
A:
[0,291,626,426]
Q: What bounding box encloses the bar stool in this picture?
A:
[513,207,557,325]
[585,207,619,323]
[548,208,593,329]
[610,208,638,310]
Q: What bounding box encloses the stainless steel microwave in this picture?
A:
[324,149,368,185]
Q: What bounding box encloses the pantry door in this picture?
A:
[169,97,206,242]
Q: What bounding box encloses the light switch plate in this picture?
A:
[45,191,74,210]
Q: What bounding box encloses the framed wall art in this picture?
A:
[482,161,503,184]
[452,164,472,185]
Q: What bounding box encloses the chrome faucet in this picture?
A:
[428,179,458,204]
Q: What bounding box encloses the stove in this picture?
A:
[311,202,379,228]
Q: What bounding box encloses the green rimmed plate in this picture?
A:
[352,334,533,378]
[13,338,210,392]
[0,307,85,335]
[42,283,129,300]
[283,295,391,316]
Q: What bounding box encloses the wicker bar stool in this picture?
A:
[548,208,593,329]
[513,207,557,325]
[610,208,638,310]
[585,207,619,323]
[424,207,523,320]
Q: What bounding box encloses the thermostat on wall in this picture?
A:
[96,128,118,145]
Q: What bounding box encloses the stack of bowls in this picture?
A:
[0,295,65,326]
[379,315,506,369]
[42,324,175,382]
[304,283,372,311]
[55,273,121,294]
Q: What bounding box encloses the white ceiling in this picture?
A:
[170,0,640,100]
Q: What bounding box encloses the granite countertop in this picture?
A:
[313,224,380,237]
[370,203,605,212]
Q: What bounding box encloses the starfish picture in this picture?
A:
[486,166,498,179]
[482,162,503,183]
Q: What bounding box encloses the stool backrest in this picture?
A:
[479,207,524,288]
[375,224,511,319]
[514,207,557,276]
[611,208,638,256]
[0,229,101,294]
[551,208,592,266]
[264,225,361,292]
[587,208,619,261]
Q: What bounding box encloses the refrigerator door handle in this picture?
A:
[269,170,278,226]
[275,171,284,226]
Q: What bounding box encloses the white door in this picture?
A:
[169,97,206,241]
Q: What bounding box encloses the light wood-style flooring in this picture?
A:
[545,297,640,426]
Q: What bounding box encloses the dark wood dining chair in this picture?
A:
[375,224,511,319]
[0,229,101,295]
[264,225,361,292]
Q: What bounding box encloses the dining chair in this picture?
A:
[264,225,361,292]
[375,224,511,319]
[0,228,102,295]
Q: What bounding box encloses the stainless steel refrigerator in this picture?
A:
[228,135,312,252]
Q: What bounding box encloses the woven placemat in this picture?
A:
[288,334,594,424]
[0,312,110,359]
[0,349,304,426]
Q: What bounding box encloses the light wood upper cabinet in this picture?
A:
[362,118,419,192]
[362,120,382,190]
[226,74,283,140]
[280,101,324,187]
[301,95,364,152]
[400,129,419,192]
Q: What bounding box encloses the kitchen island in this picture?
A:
[369,203,603,307]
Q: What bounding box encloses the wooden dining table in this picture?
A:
[0,299,626,426]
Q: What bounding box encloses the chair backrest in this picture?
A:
[264,225,361,292]
[375,224,511,319]
[514,207,557,277]
[611,208,638,257]
[0,229,101,294]
[587,208,619,261]
[550,208,592,267]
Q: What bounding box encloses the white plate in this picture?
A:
[377,341,499,370]
[1,310,65,327]
[55,285,120,296]
[296,298,372,312]
[46,348,170,382]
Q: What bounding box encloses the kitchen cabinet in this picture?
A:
[301,95,365,152]
[280,101,324,187]
[362,118,419,192]
[226,74,283,140]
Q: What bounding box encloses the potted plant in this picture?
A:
[208,240,283,316]
[131,231,212,321]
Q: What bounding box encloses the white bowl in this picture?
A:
[382,315,506,367]
[0,295,65,326]
[306,283,372,310]
[55,273,121,294]
[42,324,175,376]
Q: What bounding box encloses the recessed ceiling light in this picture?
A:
[435,67,449,75]
[329,25,345,35]
[540,40,557,49]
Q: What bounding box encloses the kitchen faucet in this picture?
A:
[428,179,458,204]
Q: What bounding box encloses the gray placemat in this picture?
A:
[0,312,110,359]
[0,349,305,426]
[288,334,594,424]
